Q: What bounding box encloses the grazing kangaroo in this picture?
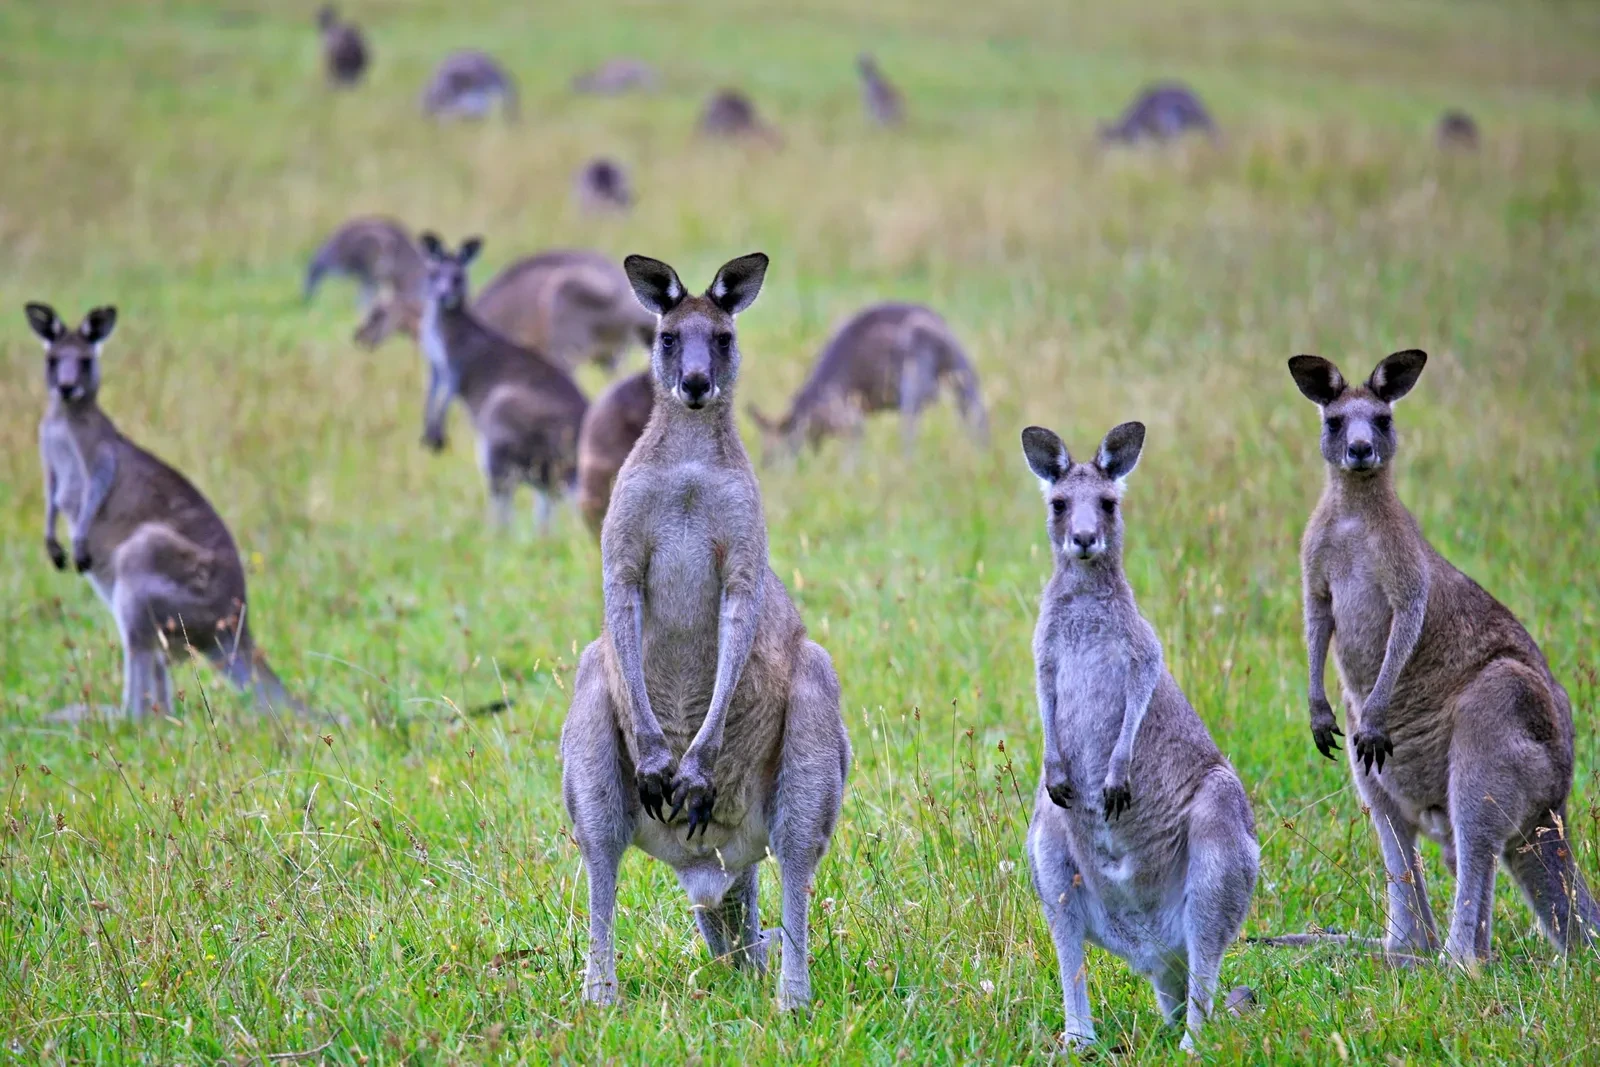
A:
[421,51,518,121]
[415,234,588,531]
[574,157,633,213]
[1290,351,1597,964]
[576,370,653,538]
[856,53,904,127]
[303,217,426,348]
[698,89,782,145]
[571,58,658,95]
[561,253,850,1010]
[29,303,308,720]
[317,6,368,87]
[472,250,655,375]
[1021,422,1258,1052]
[747,302,987,463]
[1099,83,1218,144]
[1437,110,1480,150]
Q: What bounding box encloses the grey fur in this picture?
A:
[1291,351,1598,963]
[698,89,782,145]
[1022,422,1258,1052]
[318,6,368,87]
[303,216,426,348]
[29,302,308,721]
[1099,83,1218,144]
[571,58,657,95]
[857,54,904,127]
[573,157,633,214]
[471,249,654,375]
[421,51,518,121]
[415,234,588,532]
[560,253,850,1010]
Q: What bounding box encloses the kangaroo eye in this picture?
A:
[46,356,58,370]
[79,357,93,371]
[1325,415,1345,434]
[1050,499,1067,515]
[659,332,678,349]
[715,332,734,351]
[1100,498,1117,516]
[1373,414,1392,432]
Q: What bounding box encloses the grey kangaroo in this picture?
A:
[472,249,655,375]
[317,6,368,87]
[571,58,658,95]
[857,53,904,127]
[747,302,986,463]
[29,303,307,720]
[415,234,588,531]
[698,89,782,145]
[303,216,426,348]
[576,369,653,538]
[1022,422,1258,1052]
[1099,83,1218,144]
[560,253,850,1009]
[421,51,518,121]
[1437,110,1480,150]
[1290,350,1597,964]
[574,157,633,213]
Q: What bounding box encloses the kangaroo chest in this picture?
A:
[39,421,89,533]
[1050,615,1132,779]
[1318,518,1394,695]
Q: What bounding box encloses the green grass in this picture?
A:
[2,0,1600,1061]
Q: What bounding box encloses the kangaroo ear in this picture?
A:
[1367,349,1427,404]
[24,302,64,343]
[418,232,445,259]
[1096,422,1145,481]
[80,306,118,345]
[1288,355,1346,406]
[707,252,768,315]
[624,254,687,315]
[1021,426,1070,485]
[458,236,484,266]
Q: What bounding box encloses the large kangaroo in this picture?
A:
[575,370,653,538]
[29,303,307,720]
[1290,351,1597,963]
[415,234,588,531]
[303,217,426,348]
[1022,422,1258,1051]
[1099,83,1218,144]
[472,250,655,375]
[561,253,850,1009]
[747,302,987,462]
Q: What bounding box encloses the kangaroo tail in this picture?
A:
[1505,813,1600,952]
[207,640,313,720]
[303,252,331,303]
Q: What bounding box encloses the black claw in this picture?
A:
[638,773,670,822]
[1102,785,1131,820]
[1047,783,1075,810]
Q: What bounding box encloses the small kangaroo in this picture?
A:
[303,217,427,348]
[1436,110,1480,150]
[421,51,518,121]
[747,302,987,463]
[1021,422,1258,1052]
[856,53,904,127]
[573,157,633,214]
[415,234,588,531]
[29,303,308,720]
[576,369,653,538]
[317,5,369,88]
[1099,83,1218,144]
[560,253,850,1010]
[571,58,658,95]
[1290,351,1597,963]
[698,89,782,145]
[471,249,655,375]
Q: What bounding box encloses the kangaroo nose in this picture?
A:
[1070,531,1097,553]
[680,373,712,405]
[1347,440,1375,463]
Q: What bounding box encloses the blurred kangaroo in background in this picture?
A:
[856,53,904,127]
[415,234,588,531]
[576,370,653,538]
[571,58,658,95]
[1021,422,1258,1052]
[747,303,986,463]
[472,250,655,375]
[317,5,368,87]
[1436,110,1480,150]
[574,158,633,213]
[303,217,426,348]
[1290,351,1597,964]
[422,51,518,121]
[561,252,850,1010]
[698,89,782,145]
[1099,83,1218,144]
[29,303,309,721]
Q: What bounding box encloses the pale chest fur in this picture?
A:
[1042,600,1134,784]
[39,419,89,533]
[419,305,450,377]
[1312,514,1397,699]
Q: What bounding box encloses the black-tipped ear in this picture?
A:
[459,237,483,266]
[1367,349,1427,404]
[707,252,768,315]
[1021,426,1070,483]
[1095,422,1145,480]
[1288,355,1347,406]
[80,306,118,345]
[25,302,64,343]
[624,254,687,316]
[418,232,445,259]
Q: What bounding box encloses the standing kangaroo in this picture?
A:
[29,303,307,720]
[415,234,588,531]
[1290,351,1597,963]
[561,253,850,1009]
[856,53,904,127]
[747,302,987,463]
[1022,422,1258,1052]
[1099,83,1218,144]
[303,217,426,348]
[575,370,653,538]
[317,5,369,88]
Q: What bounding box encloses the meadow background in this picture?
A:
[2,0,1599,1062]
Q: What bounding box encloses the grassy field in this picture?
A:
[3,0,1600,1061]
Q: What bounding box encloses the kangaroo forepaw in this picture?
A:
[45,537,67,571]
[1102,783,1132,820]
[1046,780,1076,810]
[669,777,716,838]
[636,768,673,822]
[1352,728,1393,774]
[1310,702,1343,760]
[72,546,92,573]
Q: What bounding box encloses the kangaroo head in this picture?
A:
[1021,422,1145,564]
[418,232,482,313]
[624,252,768,412]
[353,296,419,349]
[1289,350,1426,475]
[26,302,116,405]
[745,404,797,465]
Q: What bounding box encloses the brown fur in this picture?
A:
[472,250,654,374]
[1437,110,1479,150]
[318,6,368,87]
[857,54,904,127]
[576,370,653,537]
[571,58,657,95]
[698,89,783,146]
[573,158,633,214]
[304,217,425,348]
